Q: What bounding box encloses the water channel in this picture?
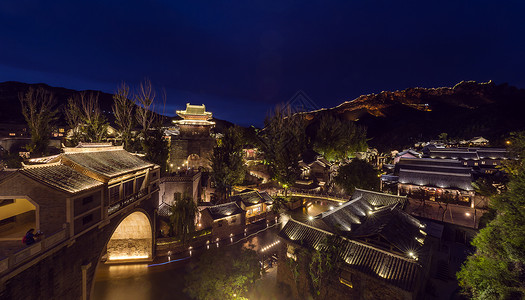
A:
[92,203,329,300]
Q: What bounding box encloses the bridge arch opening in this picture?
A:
[106,211,152,262]
[0,197,38,239]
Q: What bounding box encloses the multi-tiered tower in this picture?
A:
[168,103,215,171]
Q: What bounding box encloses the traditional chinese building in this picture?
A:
[199,202,245,239]
[425,146,510,174]
[395,157,475,205]
[167,103,216,172]
[230,190,274,224]
[277,189,430,300]
[0,144,160,262]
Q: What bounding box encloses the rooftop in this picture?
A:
[19,163,103,194]
[279,219,423,292]
[352,188,408,207]
[230,190,274,207]
[204,202,244,220]
[176,103,212,119]
[398,169,473,191]
[59,148,155,179]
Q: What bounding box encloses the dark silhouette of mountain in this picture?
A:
[305,81,525,151]
[0,81,232,130]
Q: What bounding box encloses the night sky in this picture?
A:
[1,1,524,126]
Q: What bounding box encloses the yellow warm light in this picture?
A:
[109,255,149,261]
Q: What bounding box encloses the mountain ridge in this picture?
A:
[304,80,525,151]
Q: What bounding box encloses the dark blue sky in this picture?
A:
[1,1,524,126]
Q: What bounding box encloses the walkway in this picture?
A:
[405,199,484,229]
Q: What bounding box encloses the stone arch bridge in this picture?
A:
[0,145,161,300]
[0,201,156,300]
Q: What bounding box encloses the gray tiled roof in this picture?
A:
[398,157,463,168]
[315,196,371,233]
[398,169,473,191]
[204,202,244,220]
[279,220,423,291]
[352,189,407,207]
[230,190,273,207]
[477,149,508,159]
[63,150,154,178]
[349,205,426,254]
[20,164,103,194]
[429,150,479,160]
[0,170,16,182]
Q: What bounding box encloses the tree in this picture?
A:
[258,105,307,194]
[269,196,288,214]
[112,82,135,150]
[19,87,58,156]
[308,236,343,298]
[169,194,198,245]
[65,92,108,144]
[499,131,525,176]
[134,79,157,136]
[457,170,525,299]
[211,126,246,202]
[438,132,448,142]
[313,113,367,161]
[333,159,379,194]
[184,245,261,300]
[133,79,169,172]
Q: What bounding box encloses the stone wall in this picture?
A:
[159,173,201,205]
[169,135,215,171]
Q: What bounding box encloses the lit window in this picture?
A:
[9,133,15,136]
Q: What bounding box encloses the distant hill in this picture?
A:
[305,81,525,151]
[0,81,233,131]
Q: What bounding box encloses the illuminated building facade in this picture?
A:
[230,190,274,224]
[199,202,245,239]
[167,103,215,172]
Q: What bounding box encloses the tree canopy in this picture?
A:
[258,105,307,190]
[169,194,198,245]
[333,159,379,194]
[19,87,58,156]
[312,113,367,161]
[65,91,109,144]
[112,82,136,151]
[211,126,246,202]
[184,245,260,300]
[457,146,525,299]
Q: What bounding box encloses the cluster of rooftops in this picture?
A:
[278,189,429,292]
[386,146,513,192]
[201,190,274,220]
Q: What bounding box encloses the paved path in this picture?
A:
[405,199,484,229]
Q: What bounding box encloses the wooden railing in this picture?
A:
[0,228,68,276]
[108,188,150,215]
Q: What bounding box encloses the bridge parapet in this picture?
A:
[0,227,68,276]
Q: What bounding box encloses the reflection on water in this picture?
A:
[107,264,149,279]
[93,202,329,300]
